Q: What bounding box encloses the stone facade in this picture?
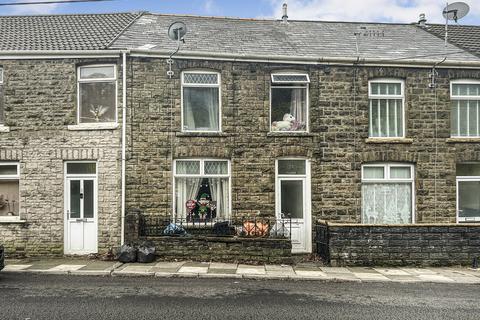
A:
[320,222,480,266]
[0,58,123,257]
[125,57,480,225]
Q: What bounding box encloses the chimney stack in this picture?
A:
[418,13,427,27]
[282,3,288,24]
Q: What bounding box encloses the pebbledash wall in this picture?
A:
[125,57,480,224]
[0,58,123,257]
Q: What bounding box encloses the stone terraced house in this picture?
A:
[1,11,480,266]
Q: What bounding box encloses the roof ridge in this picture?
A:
[0,11,139,18]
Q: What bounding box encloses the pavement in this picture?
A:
[3,258,480,284]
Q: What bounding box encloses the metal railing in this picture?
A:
[138,214,292,239]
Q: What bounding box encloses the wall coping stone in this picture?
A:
[145,235,292,244]
[317,220,480,227]
[67,122,119,131]
[365,138,413,144]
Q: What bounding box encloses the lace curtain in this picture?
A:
[362,183,412,224]
[175,178,201,219]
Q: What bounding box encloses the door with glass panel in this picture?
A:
[64,162,97,254]
[276,159,311,253]
[456,163,480,222]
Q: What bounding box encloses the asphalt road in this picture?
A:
[0,273,479,320]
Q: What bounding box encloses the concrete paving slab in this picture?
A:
[48,265,86,272]
[178,266,208,274]
[386,275,422,282]
[417,274,454,282]
[265,265,294,272]
[183,262,210,268]
[294,270,326,277]
[70,270,111,276]
[354,273,390,281]
[236,265,266,275]
[348,267,378,274]
[154,261,186,269]
[320,267,352,274]
[208,268,237,274]
[199,273,243,279]
[209,262,238,269]
[374,268,411,276]
[82,261,118,271]
[2,264,32,271]
[400,268,438,275]
[118,265,154,272]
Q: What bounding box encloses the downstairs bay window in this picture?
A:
[362,163,414,224]
[174,159,230,221]
[270,73,309,132]
[0,163,20,220]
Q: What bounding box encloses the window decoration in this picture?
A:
[174,159,230,221]
[368,79,404,138]
[270,73,309,132]
[0,163,20,219]
[362,163,414,224]
[451,81,480,137]
[77,65,117,124]
[182,71,221,132]
[456,163,480,222]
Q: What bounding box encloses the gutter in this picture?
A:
[0,50,123,60]
[128,48,480,69]
[120,50,129,245]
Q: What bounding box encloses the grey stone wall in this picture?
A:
[126,57,480,225]
[322,222,480,266]
[0,58,123,257]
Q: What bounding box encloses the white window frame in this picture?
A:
[368,78,405,138]
[450,79,480,138]
[361,163,415,223]
[270,73,310,133]
[0,67,3,84]
[181,70,222,133]
[77,64,118,125]
[456,163,480,223]
[172,159,231,220]
[0,162,20,221]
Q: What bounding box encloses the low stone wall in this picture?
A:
[142,236,293,264]
[318,221,480,267]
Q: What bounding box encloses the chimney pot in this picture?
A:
[282,3,288,24]
[418,13,427,27]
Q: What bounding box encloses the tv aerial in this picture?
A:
[442,2,469,53]
[167,21,187,78]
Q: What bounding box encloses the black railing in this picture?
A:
[138,214,292,239]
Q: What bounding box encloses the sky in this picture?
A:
[1,0,480,25]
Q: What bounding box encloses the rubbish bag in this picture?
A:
[163,223,186,236]
[137,243,156,263]
[213,221,235,236]
[117,243,137,263]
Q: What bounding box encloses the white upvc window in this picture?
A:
[368,79,405,138]
[0,162,20,221]
[173,159,230,221]
[456,163,480,222]
[181,71,221,132]
[270,73,309,132]
[450,80,480,137]
[361,163,414,224]
[77,65,117,124]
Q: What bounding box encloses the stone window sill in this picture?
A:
[176,132,231,137]
[446,137,480,143]
[0,218,26,224]
[267,132,314,137]
[365,138,413,144]
[0,125,10,133]
[68,123,119,131]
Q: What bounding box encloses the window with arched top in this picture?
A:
[368,79,405,138]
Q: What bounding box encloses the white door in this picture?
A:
[65,178,97,254]
[276,159,311,253]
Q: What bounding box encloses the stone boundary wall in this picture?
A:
[318,221,480,266]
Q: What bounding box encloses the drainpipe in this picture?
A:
[121,50,128,245]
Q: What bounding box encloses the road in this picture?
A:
[0,273,479,319]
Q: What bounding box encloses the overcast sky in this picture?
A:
[2,0,480,25]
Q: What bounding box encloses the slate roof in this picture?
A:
[424,24,480,57]
[111,13,480,63]
[0,12,141,51]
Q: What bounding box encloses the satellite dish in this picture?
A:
[167,21,187,41]
[442,2,469,22]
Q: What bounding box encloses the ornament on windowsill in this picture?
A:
[197,193,210,220]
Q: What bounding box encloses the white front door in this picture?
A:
[276,159,311,253]
[65,171,98,254]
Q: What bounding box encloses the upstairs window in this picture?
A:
[451,81,480,137]
[77,65,117,124]
[362,163,414,224]
[368,79,404,138]
[0,67,4,125]
[0,163,20,220]
[182,71,221,132]
[270,73,309,132]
